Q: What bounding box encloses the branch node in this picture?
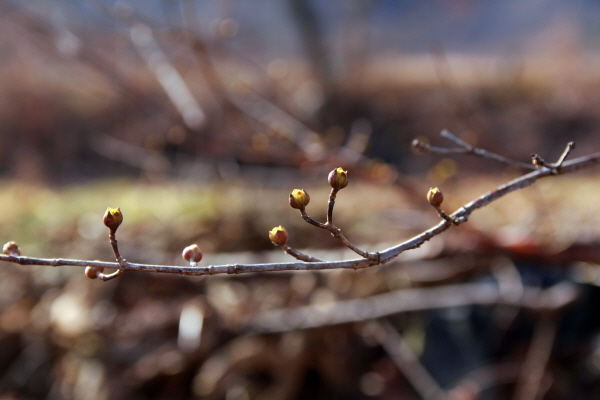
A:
[372,252,381,264]
[532,141,576,174]
[98,268,125,282]
[456,207,471,224]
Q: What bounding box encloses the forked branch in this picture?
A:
[1,135,599,279]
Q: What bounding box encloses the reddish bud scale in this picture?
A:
[328,167,348,190]
[182,244,203,263]
[103,207,123,232]
[269,226,288,246]
[289,189,310,209]
[427,187,444,207]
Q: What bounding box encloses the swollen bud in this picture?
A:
[2,241,20,256]
[269,226,288,246]
[328,167,348,190]
[182,244,203,263]
[427,187,444,207]
[103,207,123,232]
[289,189,310,209]
[85,266,105,280]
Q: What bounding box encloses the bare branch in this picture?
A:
[377,320,446,400]
[512,316,557,400]
[1,148,600,278]
[247,282,578,333]
[532,141,576,173]
[413,130,537,170]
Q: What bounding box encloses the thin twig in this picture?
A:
[531,141,576,173]
[1,151,600,277]
[299,207,376,261]
[247,282,578,333]
[512,316,557,400]
[377,320,446,400]
[413,130,537,170]
[327,188,338,224]
[281,245,324,263]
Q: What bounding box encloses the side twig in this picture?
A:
[413,129,537,170]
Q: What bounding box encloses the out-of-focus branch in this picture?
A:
[512,316,557,400]
[377,320,446,400]
[247,282,578,333]
[130,22,206,130]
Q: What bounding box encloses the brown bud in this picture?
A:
[85,266,104,280]
[427,187,444,207]
[289,189,310,209]
[328,167,348,190]
[2,241,20,256]
[269,226,288,246]
[182,244,203,263]
[103,207,123,232]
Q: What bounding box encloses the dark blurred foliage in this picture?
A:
[2,1,600,400]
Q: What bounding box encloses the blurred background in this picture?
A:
[2,1,600,399]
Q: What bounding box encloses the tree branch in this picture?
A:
[247,281,578,333]
[2,145,599,279]
[413,129,537,170]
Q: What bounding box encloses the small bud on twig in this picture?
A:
[427,187,444,207]
[289,189,310,209]
[269,226,288,246]
[2,241,20,256]
[328,167,349,190]
[182,244,203,263]
[85,266,105,280]
[103,207,123,233]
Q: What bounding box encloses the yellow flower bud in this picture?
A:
[289,189,310,209]
[269,226,288,246]
[427,187,444,207]
[2,241,20,256]
[328,167,348,190]
[182,244,203,263]
[103,207,123,232]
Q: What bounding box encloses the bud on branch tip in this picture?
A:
[2,241,20,256]
[427,187,444,207]
[269,226,288,246]
[182,244,203,263]
[328,167,348,190]
[103,207,123,232]
[289,189,310,209]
